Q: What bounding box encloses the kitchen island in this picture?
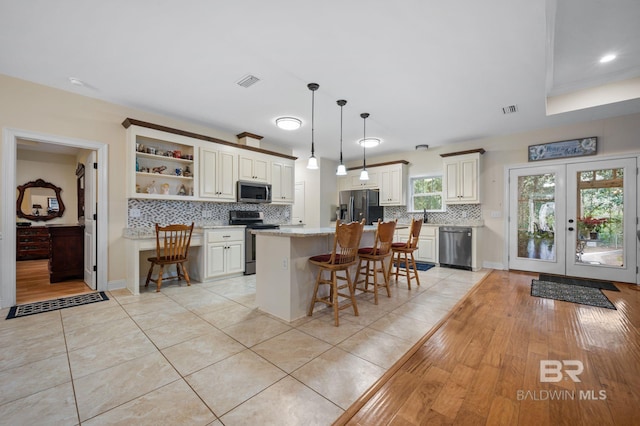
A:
[252,225,379,322]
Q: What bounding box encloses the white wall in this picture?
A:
[2,73,639,277]
[0,73,290,285]
[346,112,640,268]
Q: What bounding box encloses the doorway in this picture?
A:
[1,128,109,308]
[508,156,637,283]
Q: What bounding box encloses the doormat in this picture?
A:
[538,274,619,292]
[5,292,109,320]
[397,262,435,272]
[531,280,615,310]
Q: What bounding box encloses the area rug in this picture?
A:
[5,292,109,320]
[397,262,435,272]
[538,273,619,292]
[531,280,615,310]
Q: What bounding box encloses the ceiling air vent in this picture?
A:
[236,74,261,88]
[502,104,518,114]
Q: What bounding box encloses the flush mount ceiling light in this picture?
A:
[359,113,370,181]
[275,117,302,130]
[599,53,617,63]
[306,83,319,170]
[68,77,85,86]
[336,99,347,176]
[358,138,381,148]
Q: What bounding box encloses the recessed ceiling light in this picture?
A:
[68,77,85,86]
[358,138,381,148]
[275,117,302,130]
[599,53,616,63]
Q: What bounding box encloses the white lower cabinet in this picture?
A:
[396,225,439,263]
[202,228,245,280]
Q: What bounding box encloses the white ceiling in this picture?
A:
[1,0,639,161]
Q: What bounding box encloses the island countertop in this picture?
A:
[251,223,410,237]
[251,225,378,237]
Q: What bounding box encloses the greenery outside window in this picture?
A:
[409,175,444,212]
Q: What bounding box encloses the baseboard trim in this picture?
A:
[483,261,505,270]
[107,279,126,292]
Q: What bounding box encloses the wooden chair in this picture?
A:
[308,219,365,326]
[388,218,422,289]
[354,219,397,304]
[145,222,194,292]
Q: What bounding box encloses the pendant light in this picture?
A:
[336,99,347,176]
[359,113,370,180]
[306,83,319,169]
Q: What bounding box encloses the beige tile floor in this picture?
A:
[0,266,488,425]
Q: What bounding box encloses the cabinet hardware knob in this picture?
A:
[568,227,574,231]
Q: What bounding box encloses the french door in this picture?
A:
[508,157,637,283]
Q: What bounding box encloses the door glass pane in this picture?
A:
[575,168,624,267]
[517,173,556,260]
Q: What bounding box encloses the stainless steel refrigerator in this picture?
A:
[339,189,384,225]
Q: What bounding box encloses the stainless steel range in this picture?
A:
[229,210,279,275]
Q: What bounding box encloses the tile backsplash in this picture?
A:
[127,199,292,228]
[384,204,482,224]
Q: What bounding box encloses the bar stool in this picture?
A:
[354,219,397,304]
[308,219,365,326]
[388,218,422,289]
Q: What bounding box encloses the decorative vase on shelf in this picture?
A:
[589,232,598,240]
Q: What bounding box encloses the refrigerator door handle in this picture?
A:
[349,196,354,223]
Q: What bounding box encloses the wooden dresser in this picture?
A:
[48,225,84,283]
[16,226,50,260]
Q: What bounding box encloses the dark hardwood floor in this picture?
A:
[336,270,640,425]
[16,259,94,304]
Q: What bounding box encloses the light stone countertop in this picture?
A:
[251,225,379,237]
[122,224,245,240]
[251,223,412,237]
[397,221,485,228]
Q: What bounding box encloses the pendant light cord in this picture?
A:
[339,102,344,164]
[362,114,367,170]
[311,88,315,157]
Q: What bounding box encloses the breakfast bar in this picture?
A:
[252,225,378,322]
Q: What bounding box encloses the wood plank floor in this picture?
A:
[338,270,640,425]
[16,259,94,304]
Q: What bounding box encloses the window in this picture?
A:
[410,175,444,212]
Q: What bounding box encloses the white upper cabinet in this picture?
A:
[339,162,408,207]
[199,146,237,201]
[271,159,295,204]
[124,119,296,203]
[239,154,269,182]
[347,169,379,189]
[442,150,483,204]
[379,163,407,206]
[126,124,197,200]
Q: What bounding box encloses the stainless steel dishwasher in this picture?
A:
[439,226,472,270]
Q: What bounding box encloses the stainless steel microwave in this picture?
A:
[237,181,272,203]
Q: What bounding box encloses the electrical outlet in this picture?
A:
[282,258,288,270]
[462,211,468,218]
[202,211,212,218]
[129,208,141,218]
[491,210,502,218]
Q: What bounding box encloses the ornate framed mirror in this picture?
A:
[16,179,66,221]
